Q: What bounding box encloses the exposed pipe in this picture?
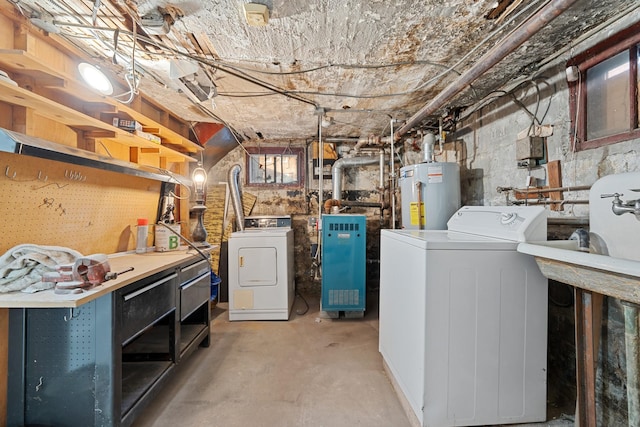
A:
[227,164,244,231]
[622,301,640,427]
[514,184,592,194]
[394,0,580,139]
[379,149,385,188]
[422,132,436,163]
[416,181,424,230]
[331,154,380,201]
[354,137,371,152]
[511,199,589,205]
[342,201,384,208]
[390,119,397,229]
[323,137,361,143]
[354,135,381,153]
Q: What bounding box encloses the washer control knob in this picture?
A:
[500,212,518,225]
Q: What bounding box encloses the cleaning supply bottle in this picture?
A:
[136,218,149,254]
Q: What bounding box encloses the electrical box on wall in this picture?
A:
[516,136,545,161]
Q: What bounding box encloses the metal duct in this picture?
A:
[331,154,379,201]
[228,164,244,231]
[394,0,580,139]
[422,132,436,163]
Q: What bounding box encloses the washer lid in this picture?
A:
[447,206,547,242]
[381,229,517,250]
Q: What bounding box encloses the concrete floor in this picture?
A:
[133,290,576,427]
[133,291,411,427]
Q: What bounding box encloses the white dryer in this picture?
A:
[379,206,548,426]
[228,216,295,321]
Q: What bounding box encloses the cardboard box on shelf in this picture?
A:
[134,130,161,144]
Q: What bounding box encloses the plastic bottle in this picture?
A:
[136,218,149,254]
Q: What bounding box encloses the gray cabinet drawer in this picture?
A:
[121,273,177,344]
[180,259,210,284]
[180,272,210,321]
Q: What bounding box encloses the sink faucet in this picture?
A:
[601,193,640,220]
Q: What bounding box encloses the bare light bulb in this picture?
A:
[78,63,114,95]
[192,166,207,195]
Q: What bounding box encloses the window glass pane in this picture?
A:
[281,154,298,183]
[249,154,266,183]
[586,50,630,140]
[245,148,302,186]
[265,154,277,183]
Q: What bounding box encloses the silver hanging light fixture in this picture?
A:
[191,164,210,248]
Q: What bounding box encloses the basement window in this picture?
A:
[569,22,640,151]
[245,147,304,187]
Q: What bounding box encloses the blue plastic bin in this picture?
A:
[210,271,221,302]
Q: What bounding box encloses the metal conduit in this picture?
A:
[394,0,580,139]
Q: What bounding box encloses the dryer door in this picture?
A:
[238,247,277,286]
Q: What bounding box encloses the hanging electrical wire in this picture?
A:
[111,16,139,104]
[28,0,549,108]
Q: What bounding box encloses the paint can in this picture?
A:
[155,223,181,252]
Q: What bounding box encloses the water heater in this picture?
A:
[399,162,460,230]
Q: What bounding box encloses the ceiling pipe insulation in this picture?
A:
[394,0,580,140]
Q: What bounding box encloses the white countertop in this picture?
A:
[0,248,212,308]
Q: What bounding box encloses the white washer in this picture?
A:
[228,221,294,321]
[379,206,548,427]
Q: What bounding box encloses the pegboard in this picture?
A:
[0,152,162,255]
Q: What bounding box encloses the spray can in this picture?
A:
[136,218,149,254]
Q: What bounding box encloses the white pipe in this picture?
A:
[379,149,384,188]
[437,117,444,156]
[390,119,396,229]
[318,114,323,222]
[317,114,324,268]
[331,155,379,201]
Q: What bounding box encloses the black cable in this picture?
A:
[224,59,459,76]
[295,291,310,316]
[156,222,210,263]
[549,281,574,308]
[55,21,319,109]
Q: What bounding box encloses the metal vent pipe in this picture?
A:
[394,0,579,139]
[331,154,380,201]
[228,164,245,231]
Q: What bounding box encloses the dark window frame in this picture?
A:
[244,146,305,188]
[568,21,640,151]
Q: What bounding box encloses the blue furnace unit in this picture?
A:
[321,214,366,316]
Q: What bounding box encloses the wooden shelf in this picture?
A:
[0,49,66,82]
[116,104,202,154]
[0,48,202,159]
[0,78,194,163]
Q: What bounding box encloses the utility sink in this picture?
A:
[517,171,640,304]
